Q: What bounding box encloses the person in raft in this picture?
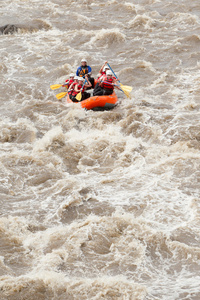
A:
[68,76,79,98]
[63,73,75,88]
[76,58,94,88]
[69,75,92,102]
[94,62,111,95]
[93,70,118,96]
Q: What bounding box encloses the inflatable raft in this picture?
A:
[66,92,118,111]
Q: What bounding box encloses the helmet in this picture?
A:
[78,77,84,81]
[103,66,109,72]
[69,73,74,77]
[81,58,87,63]
[106,70,112,76]
[74,76,79,80]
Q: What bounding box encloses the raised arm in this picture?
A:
[99,61,108,74]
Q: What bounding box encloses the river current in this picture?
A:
[0,0,200,299]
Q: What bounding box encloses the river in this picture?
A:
[0,0,200,299]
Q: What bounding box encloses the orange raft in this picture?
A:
[66,92,118,111]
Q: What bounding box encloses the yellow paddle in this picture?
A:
[119,84,132,93]
[102,81,132,99]
[50,84,63,90]
[122,89,131,99]
[119,83,132,99]
[75,79,87,101]
[56,91,68,100]
[76,91,82,101]
[50,83,68,90]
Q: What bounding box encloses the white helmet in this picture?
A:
[74,76,79,80]
[81,58,87,63]
[106,70,112,76]
[78,77,84,81]
[103,66,109,72]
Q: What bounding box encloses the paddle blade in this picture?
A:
[76,92,82,101]
[120,83,132,93]
[123,90,131,99]
[56,91,68,100]
[50,84,63,90]
[119,84,132,98]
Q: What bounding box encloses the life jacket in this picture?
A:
[68,82,77,95]
[68,79,74,85]
[102,77,114,90]
[78,66,89,77]
[65,79,74,88]
[71,84,85,96]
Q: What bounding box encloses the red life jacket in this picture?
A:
[71,84,85,96]
[68,82,77,95]
[65,79,74,88]
[68,79,74,85]
[102,77,114,90]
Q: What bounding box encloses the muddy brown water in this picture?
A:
[0,0,200,299]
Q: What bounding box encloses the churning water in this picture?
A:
[0,0,200,299]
